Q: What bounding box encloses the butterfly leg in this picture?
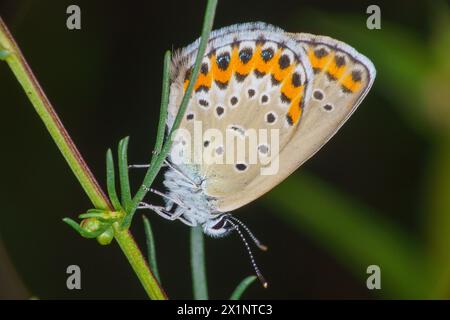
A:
[138,202,173,220]
[128,162,169,169]
[138,202,185,221]
[148,188,188,210]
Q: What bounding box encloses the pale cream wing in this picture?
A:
[166,24,313,205]
[216,33,376,212]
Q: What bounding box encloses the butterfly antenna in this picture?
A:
[228,216,268,251]
[227,219,268,288]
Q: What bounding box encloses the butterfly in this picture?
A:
[135,22,375,286]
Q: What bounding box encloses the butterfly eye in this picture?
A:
[211,218,226,230]
[186,113,194,120]
[239,48,253,64]
[261,48,274,62]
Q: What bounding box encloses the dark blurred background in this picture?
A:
[0,0,449,299]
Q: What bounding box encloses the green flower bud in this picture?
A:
[80,218,101,232]
[96,226,114,245]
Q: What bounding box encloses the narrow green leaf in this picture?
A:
[142,216,161,283]
[62,218,108,239]
[78,212,106,220]
[106,149,121,211]
[153,50,171,157]
[191,226,208,300]
[87,208,106,214]
[167,0,217,140]
[229,276,257,300]
[141,50,172,188]
[118,136,132,210]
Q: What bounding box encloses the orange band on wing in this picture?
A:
[287,91,304,125]
[211,53,232,84]
[325,57,347,80]
[341,73,362,93]
[308,48,332,71]
[194,71,212,91]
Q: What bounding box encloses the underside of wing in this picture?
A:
[167,23,313,205]
[216,32,376,212]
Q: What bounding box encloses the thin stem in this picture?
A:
[113,223,166,299]
[143,216,161,284]
[120,51,173,229]
[128,0,218,220]
[190,226,208,300]
[153,50,171,156]
[0,16,166,300]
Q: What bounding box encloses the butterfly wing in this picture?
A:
[167,23,313,203]
[166,24,375,213]
[215,32,376,212]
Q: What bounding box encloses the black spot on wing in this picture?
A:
[352,70,362,82]
[239,48,253,64]
[291,73,302,87]
[216,52,230,71]
[278,54,291,69]
[261,48,274,62]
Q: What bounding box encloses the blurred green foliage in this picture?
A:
[265,2,450,298]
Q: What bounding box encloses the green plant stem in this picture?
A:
[128,0,218,219]
[191,226,208,300]
[0,16,166,300]
[153,50,171,156]
[113,223,166,299]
